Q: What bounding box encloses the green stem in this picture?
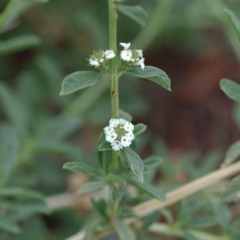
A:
[109,0,120,171]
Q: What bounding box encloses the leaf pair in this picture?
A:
[60,66,171,96]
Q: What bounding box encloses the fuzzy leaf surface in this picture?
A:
[121,148,144,183]
[134,123,147,137]
[77,181,106,195]
[225,9,240,43]
[222,140,240,167]
[220,79,240,102]
[114,219,136,240]
[98,141,112,151]
[63,162,102,177]
[60,71,102,95]
[222,175,240,202]
[0,218,20,234]
[126,66,171,91]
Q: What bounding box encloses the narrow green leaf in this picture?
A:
[220,79,240,102]
[63,162,102,177]
[134,123,147,137]
[142,212,160,230]
[0,199,50,215]
[225,9,240,44]
[108,173,127,185]
[114,219,136,240]
[118,207,138,219]
[144,156,164,169]
[36,116,81,143]
[0,35,41,55]
[230,218,240,240]
[183,230,200,240]
[185,216,218,229]
[222,175,240,203]
[119,109,133,121]
[117,4,148,28]
[0,125,19,187]
[98,141,112,151]
[126,177,166,201]
[222,140,240,167]
[0,187,44,200]
[211,197,231,232]
[121,148,144,183]
[77,181,106,195]
[109,183,124,203]
[84,217,102,240]
[60,71,102,95]
[0,83,28,136]
[90,198,108,219]
[0,218,20,234]
[126,66,171,91]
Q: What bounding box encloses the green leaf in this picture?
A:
[0,187,44,200]
[60,71,102,95]
[121,148,144,183]
[114,219,136,240]
[133,123,147,137]
[142,212,160,230]
[211,197,231,232]
[0,35,41,55]
[118,207,138,219]
[0,83,28,136]
[90,198,108,219]
[63,162,102,177]
[0,199,50,215]
[76,181,106,195]
[225,9,240,44]
[220,79,240,102]
[222,140,240,167]
[117,4,148,28]
[222,175,240,202]
[84,217,102,240]
[119,109,133,121]
[0,218,20,234]
[185,216,218,229]
[126,177,166,201]
[36,116,81,143]
[98,141,112,151]
[183,230,200,240]
[126,66,171,91]
[109,183,124,203]
[0,125,19,187]
[108,173,127,185]
[230,218,240,240]
[144,156,164,168]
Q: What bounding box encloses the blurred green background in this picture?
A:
[1,0,240,239]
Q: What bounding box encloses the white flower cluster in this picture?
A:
[89,49,116,67]
[120,42,145,70]
[104,118,135,151]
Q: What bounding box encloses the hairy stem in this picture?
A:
[109,0,120,171]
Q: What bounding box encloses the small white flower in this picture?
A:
[121,136,131,147]
[124,122,134,132]
[90,59,99,66]
[139,58,145,70]
[121,50,132,62]
[120,42,131,50]
[105,50,116,59]
[100,58,104,63]
[106,132,117,143]
[111,140,123,151]
[119,118,127,125]
[126,132,134,141]
[104,126,114,135]
[109,119,120,127]
[136,49,143,58]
